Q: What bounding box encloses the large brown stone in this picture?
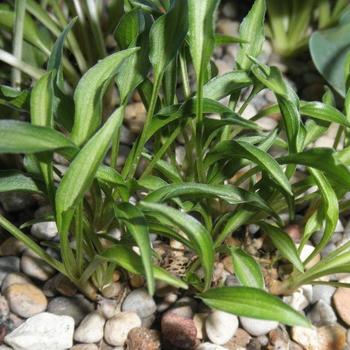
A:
[126,327,161,350]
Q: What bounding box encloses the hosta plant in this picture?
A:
[1,0,350,328]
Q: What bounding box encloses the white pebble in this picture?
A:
[240,316,278,336]
[74,311,105,343]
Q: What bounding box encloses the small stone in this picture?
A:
[291,326,318,350]
[5,283,47,318]
[126,327,161,350]
[240,317,278,337]
[0,346,12,350]
[30,221,57,240]
[222,256,234,274]
[74,311,105,343]
[104,311,142,346]
[193,313,207,339]
[217,18,239,36]
[333,287,350,325]
[224,328,251,349]
[285,224,302,242]
[97,298,119,319]
[268,327,290,349]
[206,310,238,345]
[241,104,257,120]
[9,312,24,328]
[0,192,32,213]
[122,288,156,319]
[54,274,77,297]
[196,343,228,350]
[70,345,98,350]
[20,252,55,281]
[318,325,346,350]
[101,282,122,299]
[298,244,320,269]
[283,286,312,312]
[0,238,25,256]
[129,274,145,289]
[161,311,197,349]
[1,272,30,294]
[125,103,146,134]
[43,276,58,297]
[48,295,94,325]
[4,312,74,350]
[141,313,156,328]
[222,2,236,18]
[170,297,197,319]
[215,59,232,75]
[308,300,337,326]
[0,257,20,285]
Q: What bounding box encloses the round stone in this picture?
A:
[240,316,278,336]
[1,273,31,294]
[74,311,105,343]
[126,327,161,350]
[161,311,197,349]
[122,288,156,319]
[334,288,350,325]
[205,310,238,345]
[5,283,47,318]
[104,312,142,346]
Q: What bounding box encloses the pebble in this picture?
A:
[70,345,98,350]
[1,273,30,294]
[101,282,122,299]
[126,327,161,350]
[54,274,77,297]
[308,300,337,326]
[125,103,146,134]
[5,283,47,318]
[0,238,25,256]
[74,311,105,343]
[161,311,197,349]
[196,343,228,350]
[0,257,20,285]
[104,311,142,346]
[216,18,239,36]
[268,327,290,349]
[205,310,238,345]
[241,104,257,120]
[223,328,251,349]
[170,297,197,319]
[30,221,58,240]
[298,244,320,269]
[0,192,32,213]
[97,298,119,319]
[333,287,350,325]
[122,288,156,319]
[283,285,312,312]
[20,251,55,281]
[4,312,74,350]
[240,317,278,336]
[48,295,94,325]
[222,2,236,18]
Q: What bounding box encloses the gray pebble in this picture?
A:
[0,258,20,285]
[308,300,337,326]
[312,285,336,305]
[48,295,94,325]
[122,288,156,319]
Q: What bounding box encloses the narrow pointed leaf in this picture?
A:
[230,247,264,289]
[70,49,138,146]
[149,0,188,78]
[199,287,310,327]
[100,245,188,289]
[0,120,77,154]
[236,0,266,70]
[139,201,214,290]
[0,170,41,193]
[259,222,304,272]
[114,202,155,295]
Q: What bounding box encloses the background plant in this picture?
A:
[0,0,350,328]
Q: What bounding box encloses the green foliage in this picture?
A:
[1,0,350,327]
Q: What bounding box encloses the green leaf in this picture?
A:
[56,106,125,223]
[230,247,264,289]
[188,0,219,78]
[300,101,350,127]
[100,245,188,289]
[280,148,350,190]
[47,18,76,72]
[306,168,339,262]
[206,140,292,195]
[114,202,155,295]
[139,201,214,290]
[0,85,29,110]
[199,287,310,327]
[0,170,41,193]
[149,0,188,78]
[70,48,138,146]
[203,71,252,101]
[236,0,266,70]
[143,183,274,214]
[259,222,304,272]
[310,21,350,97]
[0,120,77,154]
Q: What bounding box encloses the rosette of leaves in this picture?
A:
[1,0,350,327]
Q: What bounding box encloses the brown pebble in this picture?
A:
[318,324,346,350]
[285,224,302,242]
[161,311,197,349]
[126,327,161,350]
[224,328,251,349]
[333,288,350,325]
[54,274,77,297]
